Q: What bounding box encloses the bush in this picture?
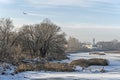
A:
[70,58,109,67]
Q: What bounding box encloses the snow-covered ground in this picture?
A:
[0,52,120,80]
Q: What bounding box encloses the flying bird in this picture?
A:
[23,12,27,15]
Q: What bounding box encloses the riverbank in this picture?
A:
[0,52,120,80]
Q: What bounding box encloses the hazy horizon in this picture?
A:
[1,0,120,42]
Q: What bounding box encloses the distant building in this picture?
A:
[93,38,95,46]
[96,40,119,51]
[92,38,98,50]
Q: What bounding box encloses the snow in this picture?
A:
[0,52,120,80]
[24,72,120,79]
[0,62,16,75]
[1,71,120,80]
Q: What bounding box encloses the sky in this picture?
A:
[1,0,120,42]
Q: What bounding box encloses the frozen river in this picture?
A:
[1,52,120,80]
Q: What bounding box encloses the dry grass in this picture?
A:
[88,58,108,66]
[70,58,109,67]
[70,59,89,67]
[44,62,74,72]
[15,62,74,73]
[15,58,108,73]
[89,52,105,55]
[15,63,44,73]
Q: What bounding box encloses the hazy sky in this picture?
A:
[1,0,120,42]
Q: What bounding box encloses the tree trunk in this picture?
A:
[40,48,46,58]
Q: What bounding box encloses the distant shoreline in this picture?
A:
[66,50,120,54]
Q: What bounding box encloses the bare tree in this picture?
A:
[19,19,66,58]
[67,37,81,52]
[0,18,14,58]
